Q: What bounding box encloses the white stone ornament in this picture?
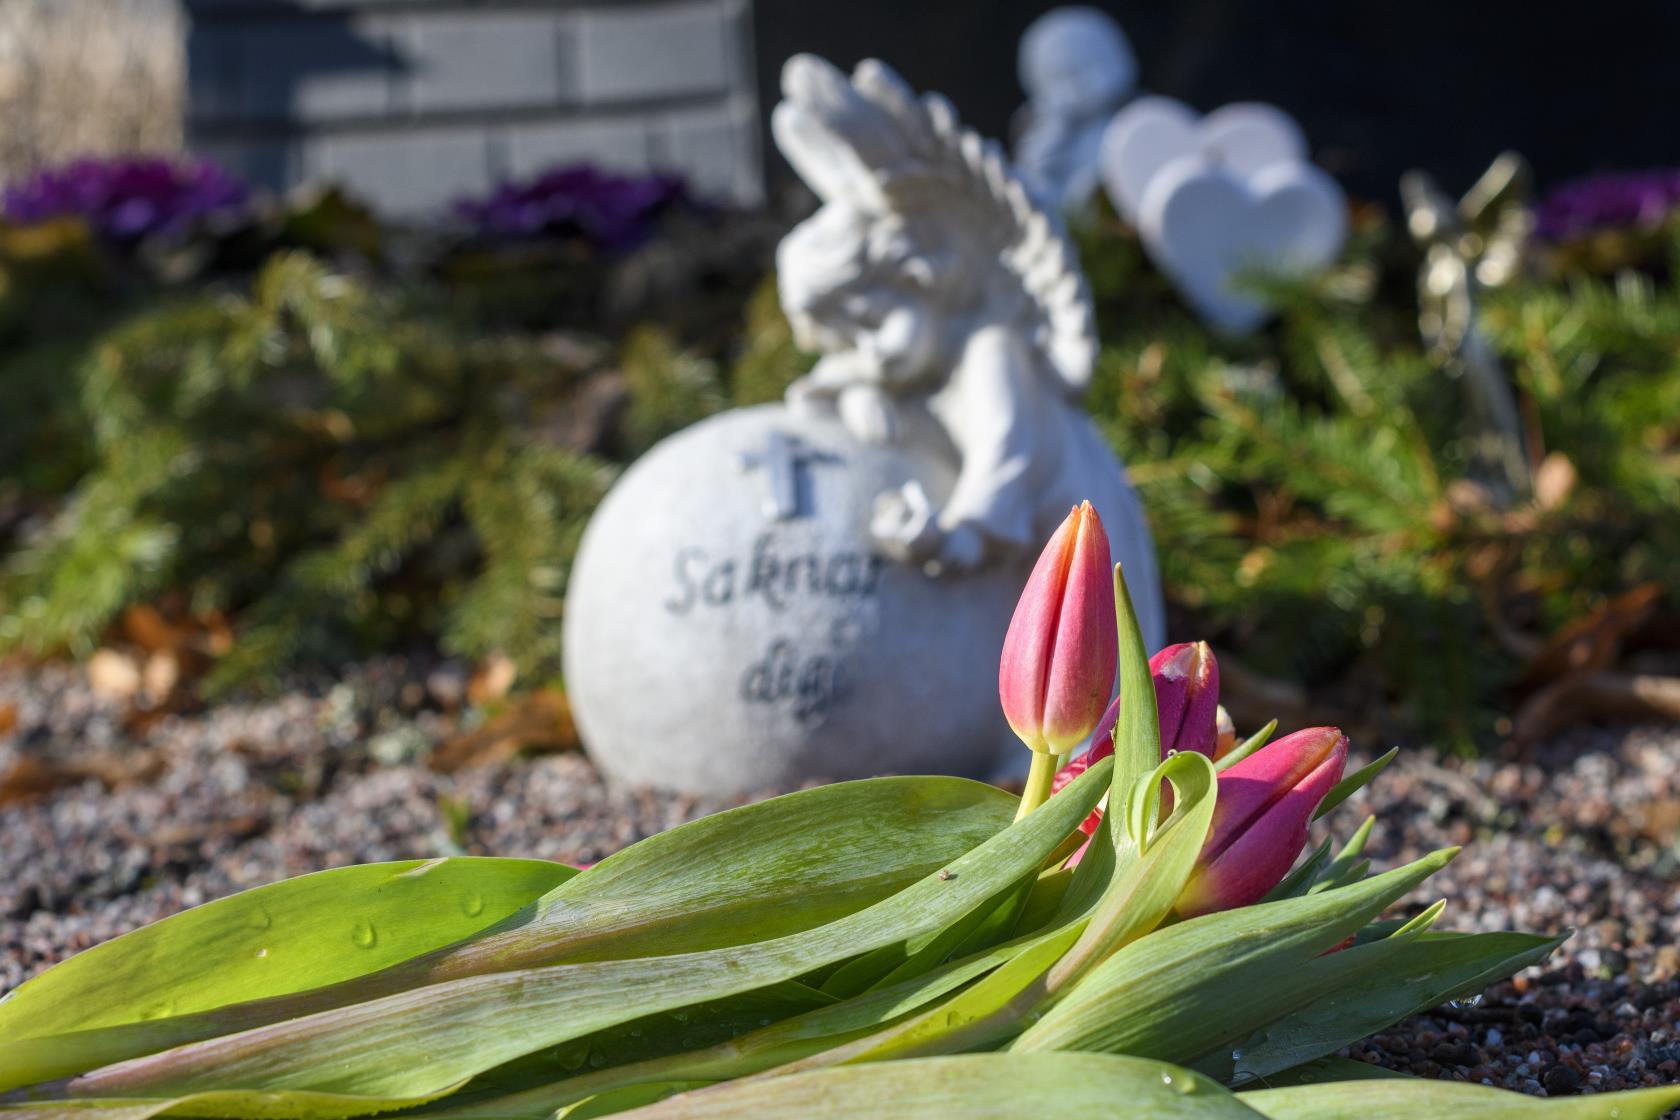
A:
[1014,6,1137,213]
[1100,95,1308,223]
[565,405,1034,795]
[564,55,1165,795]
[1136,156,1349,335]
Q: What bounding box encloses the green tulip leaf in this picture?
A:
[1264,837,1333,903]
[1244,1079,1680,1120]
[424,920,1079,1120]
[0,858,573,1045]
[555,1082,715,1120]
[39,762,1111,1108]
[1239,1056,1411,1087]
[1010,848,1457,1058]
[808,752,1220,1070]
[1050,750,1219,992]
[1206,929,1567,1085]
[792,915,1091,1068]
[524,775,1020,963]
[1215,720,1279,772]
[1110,563,1164,831]
[1,776,1013,1093]
[606,1054,1266,1119]
[1313,749,1398,820]
[0,1083,468,1120]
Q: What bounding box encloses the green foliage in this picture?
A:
[1077,208,1680,748]
[0,216,803,689]
[1,192,1671,748]
[1,249,595,679]
[725,277,814,407]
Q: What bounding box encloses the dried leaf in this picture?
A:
[121,604,182,654]
[1517,583,1663,692]
[0,701,17,737]
[0,755,67,806]
[0,748,171,805]
[1512,670,1680,746]
[429,689,577,772]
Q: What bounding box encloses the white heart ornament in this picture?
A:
[1100,96,1307,222]
[1137,155,1348,335]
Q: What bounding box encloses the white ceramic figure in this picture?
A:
[563,55,1166,796]
[1013,6,1137,212]
[1136,156,1348,335]
[774,53,1161,615]
[1100,95,1307,223]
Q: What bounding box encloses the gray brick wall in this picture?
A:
[185,0,762,216]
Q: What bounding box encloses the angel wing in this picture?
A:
[772,54,1096,397]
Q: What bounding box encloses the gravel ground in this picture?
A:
[1,657,1676,1107]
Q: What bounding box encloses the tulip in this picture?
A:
[1049,694,1119,851]
[1149,642,1220,760]
[1173,726,1349,918]
[1049,643,1219,859]
[1000,502,1116,817]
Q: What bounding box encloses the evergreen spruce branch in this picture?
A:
[446,444,612,678]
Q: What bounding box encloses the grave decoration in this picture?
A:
[1099,97,1307,226]
[3,508,1676,1119]
[1400,153,1533,499]
[563,54,1164,795]
[1013,6,1138,213]
[1101,96,1348,334]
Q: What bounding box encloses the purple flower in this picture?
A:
[453,165,687,251]
[3,156,250,242]
[1534,170,1680,242]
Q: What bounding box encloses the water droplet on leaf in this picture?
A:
[351,919,378,948]
[461,892,485,917]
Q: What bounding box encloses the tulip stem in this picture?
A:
[1015,751,1067,820]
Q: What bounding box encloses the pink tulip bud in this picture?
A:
[1149,641,1220,759]
[998,502,1117,756]
[1049,696,1119,853]
[1049,642,1217,863]
[1173,726,1349,918]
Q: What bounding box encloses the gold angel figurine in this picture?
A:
[1400,153,1534,498]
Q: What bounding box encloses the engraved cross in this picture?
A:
[738,430,833,521]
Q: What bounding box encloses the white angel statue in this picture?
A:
[772,54,1164,646]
